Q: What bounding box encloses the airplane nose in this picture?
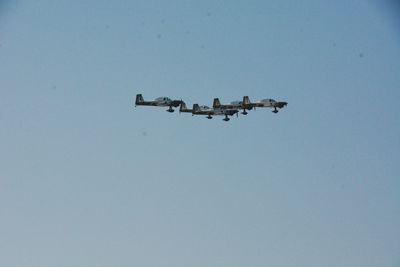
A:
[173,100,183,107]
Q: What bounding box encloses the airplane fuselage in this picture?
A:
[135,94,183,112]
[137,98,181,108]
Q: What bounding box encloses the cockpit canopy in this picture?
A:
[261,98,276,103]
[155,97,170,101]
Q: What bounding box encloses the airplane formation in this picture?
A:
[135,94,288,121]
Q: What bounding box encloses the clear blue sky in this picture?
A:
[1,1,399,266]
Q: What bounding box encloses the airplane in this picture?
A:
[193,104,239,121]
[180,102,238,121]
[135,94,183,112]
[213,96,287,114]
[242,96,288,113]
[212,98,247,114]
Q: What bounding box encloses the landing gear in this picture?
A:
[223,115,230,121]
[167,107,174,113]
[241,109,248,115]
[206,115,213,119]
[272,107,278,113]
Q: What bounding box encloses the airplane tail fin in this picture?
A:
[179,102,187,113]
[135,94,144,105]
[243,96,250,105]
[213,98,221,108]
[193,104,200,112]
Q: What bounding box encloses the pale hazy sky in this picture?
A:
[1,1,399,266]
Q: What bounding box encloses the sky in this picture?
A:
[0,1,399,266]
